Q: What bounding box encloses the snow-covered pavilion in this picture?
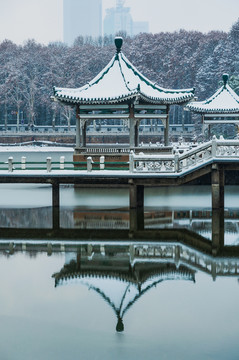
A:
[186,74,239,137]
[53,37,194,160]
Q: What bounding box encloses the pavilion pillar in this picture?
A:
[129,104,136,149]
[81,120,87,147]
[202,115,205,137]
[211,164,224,253]
[129,182,144,232]
[164,106,169,146]
[164,119,169,146]
[135,120,139,147]
[76,108,80,148]
[208,124,211,140]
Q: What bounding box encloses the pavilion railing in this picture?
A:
[2,136,239,173]
[133,243,239,278]
[130,136,239,173]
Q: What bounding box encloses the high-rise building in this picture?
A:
[104,0,133,36]
[63,0,102,45]
[103,0,148,37]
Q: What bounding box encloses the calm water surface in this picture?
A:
[0,247,238,360]
[0,149,238,359]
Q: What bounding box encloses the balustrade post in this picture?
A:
[100,156,105,170]
[21,156,26,170]
[174,152,179,172]
[60,156,65,170]
[47,157,52,172]
[129,151,134,173]
[87,156,93,172]
[8,157,13,172]
[211,136,217,157]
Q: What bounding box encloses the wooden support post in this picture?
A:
[52,181,60,230]
[211,164,224,253]
[129,182,144,231]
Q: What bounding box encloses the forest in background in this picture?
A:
[0,18,238,131]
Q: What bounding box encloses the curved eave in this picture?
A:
[186,84,239,114]
[138,90,195,105]
[53,268,195,287]
[53,89,195,106]
[186,103,239,114]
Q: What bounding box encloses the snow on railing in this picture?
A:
[2,136,239,174]
[130,136,239,173]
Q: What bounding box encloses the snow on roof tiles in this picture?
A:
[187,75,239,114]
[53,38,194,105]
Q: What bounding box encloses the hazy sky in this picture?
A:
[0,0,238,45]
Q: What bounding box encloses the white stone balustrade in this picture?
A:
[130,137,239,173]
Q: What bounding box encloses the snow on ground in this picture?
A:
[0,146,74,152]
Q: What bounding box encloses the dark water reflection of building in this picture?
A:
[50,242,239,332]
[1,237,239,332]
[0,206,238,245]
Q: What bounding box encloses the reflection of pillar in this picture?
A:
[211,164,224,253]
[212,208,224,255]
[211,164,224,209]
[129,183,144,231]
[52,181,60,230]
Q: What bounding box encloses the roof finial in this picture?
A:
[222,73,229,88]
[116,316,124,332]
[115,37,123,53]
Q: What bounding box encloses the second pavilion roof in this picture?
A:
[53,37,195,105]
[186,74,239,114]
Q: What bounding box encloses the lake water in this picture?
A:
[0,148,239,359]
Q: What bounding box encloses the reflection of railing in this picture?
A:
[1,240,239,281]
[133,243,239,279]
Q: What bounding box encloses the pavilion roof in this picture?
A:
[53,37,195,106]
[52,261,195,287]
[186,74,239,114]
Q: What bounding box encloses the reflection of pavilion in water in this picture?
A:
[52,242,239,332]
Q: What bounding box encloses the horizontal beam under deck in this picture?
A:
[0,162,238,186]
[1,228,238,257]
